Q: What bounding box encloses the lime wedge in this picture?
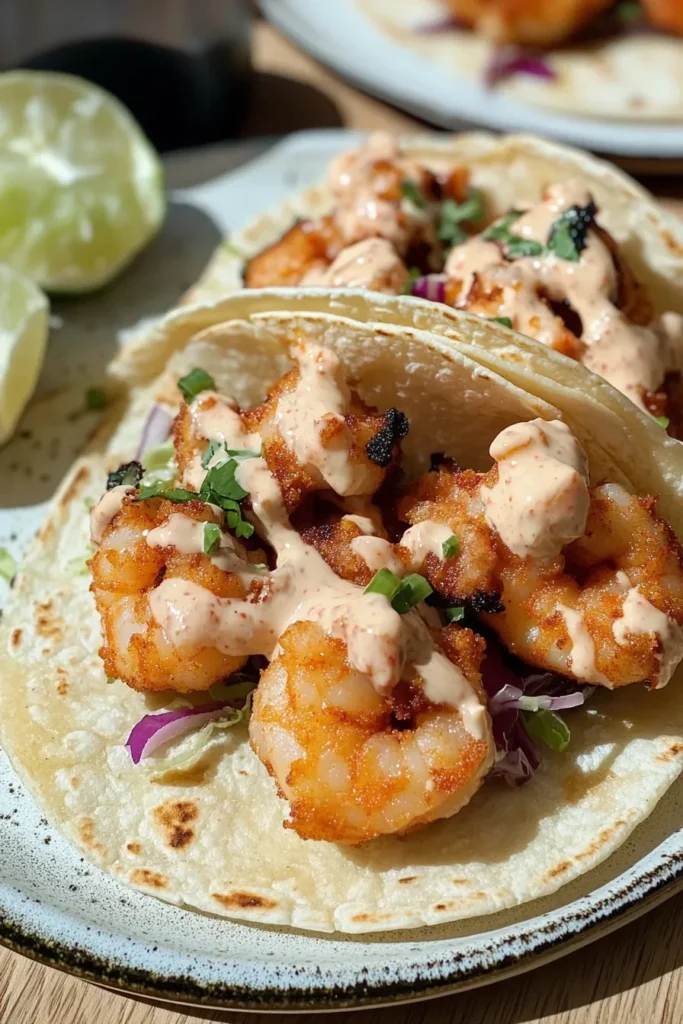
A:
[0,71,165,293]
[0,264,49,444]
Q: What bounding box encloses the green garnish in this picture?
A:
[402,266,421,295]
[506,238,544,259]
[200,460,248,503]
[365,567,403,602]
[392,574,433,614]
[0,548,17,583]
[489,316,513,328]
[177,367,216,402]
[85,386,107,411]
[546,202,596,263]
[483,209,523,241]
[365,569,432,614]
[107,461,143,490]
[203,522,221,555]
[656,416,670,429]
[136,484,197,503]
[106,676,117,685]
[442,534,460,559]
[615,0,643,22]
[523,708,570,753]
[437,191,484,249]
[201,440,260,469]
[444,606,465,623]
[401,179,427,210]
[67,546,94,575]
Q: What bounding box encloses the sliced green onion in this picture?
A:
[656,416,670,430]
[85,386,107,411]
[488,316,513,328]
[177,368,215,402]
[203,522,221,555]
[444,606,465,623]
[442,535,460,559]
[391,573,433,615]
[523,708,570,753]
[0,548,17,583]
[365,568,403,602]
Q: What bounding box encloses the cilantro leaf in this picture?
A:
[488,316,513,328]
[437,190,485,249]
[177,368,216,402]
[136,484,198,503]
[506,238,544,259]
[523,708,570,753]
[444,606,465,623]
[402,266,421,295]
[483,209,523,241]
[200,461,248,504]
[203,522,222,555]
[401,179,427,210]
[201,440,260,469]
[85,386,106,411]
[546,202,596,263]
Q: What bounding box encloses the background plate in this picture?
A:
[261,0,683,160]
[3,131,683,1012]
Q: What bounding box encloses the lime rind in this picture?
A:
[0,263,49,444]
[0,71,166,294]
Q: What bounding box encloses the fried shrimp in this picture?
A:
[249,620,493,844]
[643,0,683,35]
[90,496,256,693]
[293,500,403,587]
[244,342,408,513]
[400,460,683,688]
[244,215,343,289]
[446,0,613,45]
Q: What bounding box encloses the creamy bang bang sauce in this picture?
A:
[91,341,490,743]
[445,179,683,413]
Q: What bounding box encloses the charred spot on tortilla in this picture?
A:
[366,408,410,467]
[153,800,198,850]
[130,868,167,889]
[106,460,142,491]
[212,891,277,910]
[470,590,505,615]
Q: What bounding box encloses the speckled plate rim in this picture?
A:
[3,132,683,1013]
[2,832,683,1011]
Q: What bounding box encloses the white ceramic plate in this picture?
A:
[261,0,683,160]
[3,131,683,1012]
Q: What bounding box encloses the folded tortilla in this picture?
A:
[358,0,683,121]
[3,290,683,932]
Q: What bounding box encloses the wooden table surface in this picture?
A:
[3,15,683,1024]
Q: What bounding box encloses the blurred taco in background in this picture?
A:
[173,132,683,436]
[5,290,683,932]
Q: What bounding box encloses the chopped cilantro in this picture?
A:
[85,386,106,411]
[401,179,427,210]
[402,266,422,295]
[506,238,544,259]
[203,522,222,555]
[177,368,216,402]
[444,606,465,623]
[0,548,17,583]
[201,440,259,469]
[136,484,197,503]
[656,416,670,429]
[523,708,570,753]
[483,209,523,241]
[546,202,597,263]
[437,191,485,249]
[442,535,460,559]
[200,460,248,504]
[488,316,513,328]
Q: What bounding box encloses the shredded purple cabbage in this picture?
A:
[482,644,586,787]
[135,405,173,461]
[484,47,557,88]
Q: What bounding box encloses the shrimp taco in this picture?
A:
[3,289,683,934]
[359,0,683,121]
[149,132,683,438]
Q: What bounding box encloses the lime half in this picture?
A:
[0,71,165,293]
[0,264,48,444]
